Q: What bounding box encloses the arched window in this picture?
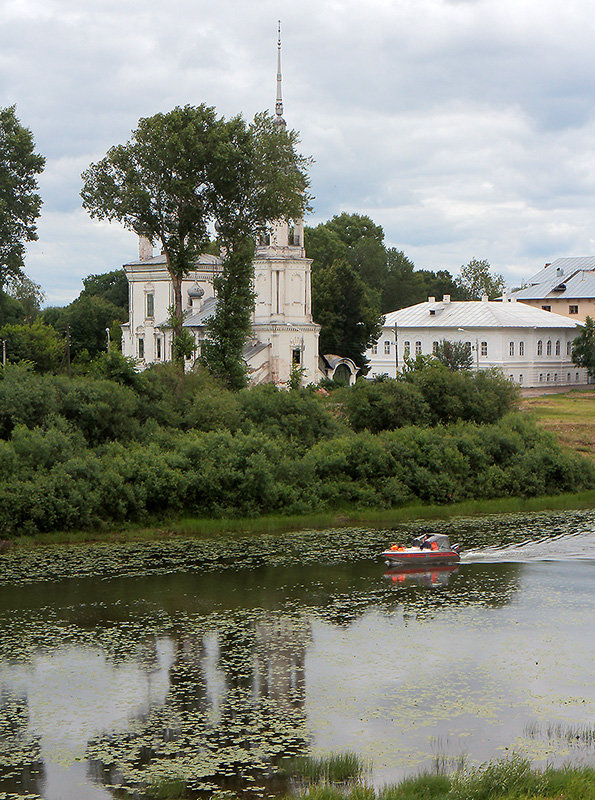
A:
[371,343,377,355]
[539,374,543,382]
[519,374,523,384]
[384,340,391,354]
[415,341,422,355]
[519,341,525,356]
[537,340,543,356]
[480,341,488,356]
[555,340,560,356]
[509,341,514,356]
[432,341,439,354]
[403,341,410,359]
[546,340,552,356]
[567,341,572,356]
[546,373,551,382]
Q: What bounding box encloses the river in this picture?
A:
[0,509,593,799]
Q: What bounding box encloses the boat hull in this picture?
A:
[382,549,460,567]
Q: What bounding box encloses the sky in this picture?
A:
[3,0,595,305]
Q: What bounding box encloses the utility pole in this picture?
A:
[1,339,6,367]
[394,321,398,377]
[66,324,71,378]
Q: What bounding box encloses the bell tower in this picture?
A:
[250,23,321,385]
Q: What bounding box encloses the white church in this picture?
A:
[121,34,358,387]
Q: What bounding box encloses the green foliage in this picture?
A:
[0,319,64,372]
[312,259,382,370]
[433,339,473,371]
[0,106,45,289]
[455,258,506,300]
[0,289,27,325]
[0,364,590,536]
[4,274,45,321]
[571,315,595,378]
[41,294,126,360]
[80,268,128,312]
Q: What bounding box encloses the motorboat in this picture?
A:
[381,533,460,568]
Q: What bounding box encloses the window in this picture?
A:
[432,341,439,354]
[546,373,550,382]
[519,374,523,384]
[537,340,543,356]
[292,348,301,365]
[555,340,560,356]
[569,305,578,315]
[539,374,543,383]
[384,340,391,355]
[480,341,488,357]
[519,341,525,356]
[567,373,570,383]
[156,337,161,360]
[138,338,144,359]
[415,341,422,355]
[146,292,154,318]
[542,305,551,312]
[567,341,572,356]
[509,374,513,380]
[509,341,515,356]
[554,373,558,382]
[403,341,410,359]
[371,343,377,355]
[546,340,552,356]
[576,372,580,382]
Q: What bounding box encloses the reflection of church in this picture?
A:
[120,32,358,387]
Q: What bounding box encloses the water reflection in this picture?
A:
[0,520,592,798]
[384,564,459,588]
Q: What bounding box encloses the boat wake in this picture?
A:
[461,530,595,564]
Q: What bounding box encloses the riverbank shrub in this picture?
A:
[0,409,591,535]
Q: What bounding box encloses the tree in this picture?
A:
[455,258,506,300]
[79,269,128,313]
[312,258,382,370]
[4,274,45,321]
[82,105,310,382]
[0,319,63,372]
[572,316,595,379]
[381,249,462,313]
[0,106,45,290]
[433,339,473,371]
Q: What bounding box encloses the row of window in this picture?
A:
[542,304,579,315]
[372,338,572,358]
[137,336,162,360]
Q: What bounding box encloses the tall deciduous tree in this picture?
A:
[81,105,310,383]
[312,259,382,370]
[571,316,595,379]
[455,258,506,300]
[0,106,45,290]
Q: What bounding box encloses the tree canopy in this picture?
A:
[312,258,382,370]
[571,316,595,379]
[455,258,506,300]
[82,105,310,383]
[0,106,45,290]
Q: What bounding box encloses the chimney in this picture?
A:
[139,236,153,261]
[442,294,450,304]
[502,291,508,302]
[428,296,435,304]
[481,295,489,302]
[544,262,551,268]
[511,296,517,303]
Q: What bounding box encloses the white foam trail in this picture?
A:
[461,531,595,564]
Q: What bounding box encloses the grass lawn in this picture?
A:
[520,389,595,461]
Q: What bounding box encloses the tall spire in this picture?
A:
[275,20,286,128]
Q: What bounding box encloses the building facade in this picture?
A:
[509,257,595,322]
[366,295,588,388]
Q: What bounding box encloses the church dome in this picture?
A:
[188,285,204,299]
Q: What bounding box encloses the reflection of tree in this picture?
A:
[0,691,45,798]
[87,612,312,796]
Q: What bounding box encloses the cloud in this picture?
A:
[4,0,595,301]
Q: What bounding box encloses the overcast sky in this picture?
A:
[3,0,595,305]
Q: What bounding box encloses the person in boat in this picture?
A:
[420,534,432,550]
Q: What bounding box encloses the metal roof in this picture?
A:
[511,269,595,300]
[183,296,218,327]
[383,300,580,330]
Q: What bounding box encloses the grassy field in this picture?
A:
[521,389,595,461]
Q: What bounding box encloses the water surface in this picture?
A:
[0,510,593,799]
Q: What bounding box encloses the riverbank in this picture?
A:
[11,488,595,547]
[520,389,595,461]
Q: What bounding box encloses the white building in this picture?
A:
[366,295,588,388]
[120,31,358,387]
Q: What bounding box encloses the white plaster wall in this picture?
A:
[366,325,588,388]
